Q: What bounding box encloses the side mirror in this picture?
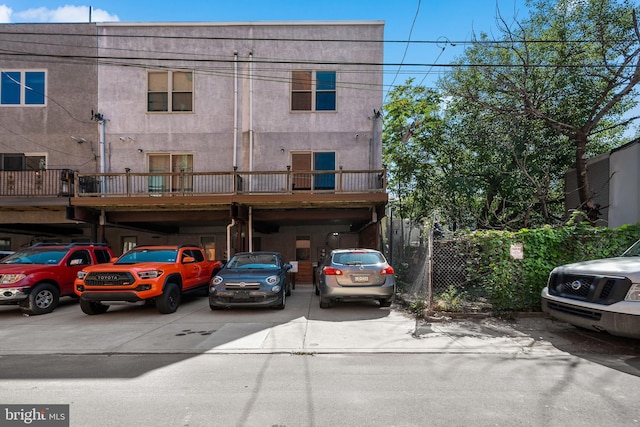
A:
[285,263,293,271]
[69,258,84,266]
[182,256,196,264]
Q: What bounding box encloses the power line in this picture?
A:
[385,0,421,103]
[0,28,633,45]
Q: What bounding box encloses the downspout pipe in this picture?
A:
[233,51,238,169]
[226,218,236,261]
[248,207,253,252]
[249,50,254,175]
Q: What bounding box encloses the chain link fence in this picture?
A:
[388,218,491,312]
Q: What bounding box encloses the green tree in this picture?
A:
[382,81,445,223]
[442,0,640,223]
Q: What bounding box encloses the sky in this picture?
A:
[0,0,530,93]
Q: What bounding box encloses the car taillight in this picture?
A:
[380,266,394,275]
[323,267,343,276]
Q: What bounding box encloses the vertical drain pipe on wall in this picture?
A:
[248,207,253,252]
[233,51,239,169]
[225,51,239,261]
[248,50,254,252]
[227,219,236,261]
[249,50,254,183]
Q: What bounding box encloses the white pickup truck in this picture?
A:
[541,239,640,339]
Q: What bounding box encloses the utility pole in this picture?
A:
[92,111,107,243]
[92,111,106,193]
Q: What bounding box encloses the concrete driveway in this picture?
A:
[0,285,638,372]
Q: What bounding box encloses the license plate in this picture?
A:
[353,275,369,283]
[233,291,250,300]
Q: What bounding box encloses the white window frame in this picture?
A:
[290,70,337,112]
[0,70,47,107]
[147,70,194,113]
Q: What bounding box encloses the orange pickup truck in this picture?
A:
[74,244,223,314]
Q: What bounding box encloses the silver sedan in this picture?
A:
[315,248,396,308]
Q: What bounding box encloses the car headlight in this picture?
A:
[77,271,88,279]
[137,270,163,279]
[0,274,26,284]
[271,285,281,293]
[266,275,280,285]
[212,276,224,285]
[625,284,640,301]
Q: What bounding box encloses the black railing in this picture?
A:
[0,168,386,198]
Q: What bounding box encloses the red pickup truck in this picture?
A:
[74,244,223,314]
[0,243,114,315]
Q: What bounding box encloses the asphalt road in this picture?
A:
[0,285,638,426]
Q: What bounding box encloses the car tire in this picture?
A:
[319,295,331,309]
[285,283,292,297]
[274,290,286,310]
[314,284,320,296]
[20,283,59,315]
[157,283,181,314]
[80,299,109,315]
[379,297,393,308]
[209,304,223,311]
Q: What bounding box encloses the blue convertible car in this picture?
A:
[209,251,292,310]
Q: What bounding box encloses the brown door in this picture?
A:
[291,152,311,190]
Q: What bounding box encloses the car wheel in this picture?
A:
[319,295,331,309]
[157,283,181,314]
[20,283,59,315]
[274,289,286,310]
[314,284,320,296]
[80,299,109,315]
[379,297,394,308]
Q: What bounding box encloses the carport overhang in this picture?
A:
[67,192,388,235]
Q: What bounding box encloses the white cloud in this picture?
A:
[12,5,119,23]
[0,5,12,23]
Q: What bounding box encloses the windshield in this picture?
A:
[621,240,640,257]
[0,249,66,265]
[226,253,280,269]
[115,249,178,264]
[332,252,385,266]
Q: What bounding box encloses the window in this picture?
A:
[121,236,137,255]
[201,237,216,261]
[148,70,193,112]
[291,71,336,111]
[0,153,46,171]
[291,152,336,191]
[0,71,46,106]
[296,236,311,261]
[148,153,193,193]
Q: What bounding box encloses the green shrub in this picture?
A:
[461,221,640,314]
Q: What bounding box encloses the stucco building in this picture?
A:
[0,21,387,281]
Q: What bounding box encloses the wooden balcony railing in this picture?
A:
[0,168,387,198]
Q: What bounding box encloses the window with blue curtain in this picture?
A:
[315,71,336,111]
[0,71,46,105]
[1,72,21,105]
[25,72,46,105]
[314,152,335,190]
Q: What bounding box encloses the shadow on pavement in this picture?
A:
[0,285,394,379]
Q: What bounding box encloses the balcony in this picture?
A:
[0,168,388,210]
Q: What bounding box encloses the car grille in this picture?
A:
[223,282,261,290]
[547,273,631,305]
[85,271,135,286]
[546,301,602,321]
